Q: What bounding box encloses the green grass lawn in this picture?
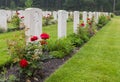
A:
[0,22,73,66]
[45,17,120,82]
[43,22,73,40]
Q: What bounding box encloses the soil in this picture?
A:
[2,47,80,82]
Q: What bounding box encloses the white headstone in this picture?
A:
[74,11,79,33]
[0,10,7,31]
[53,11,57,20]
[6,10,12,21]
[94,12,99,23]
[109,13,112,16]
[105,12,109,16]
[48,11,52,15]
[83,11,87,25]
[24,8,42,42]
[42,11,46,17]
[18,10,25,17]
[66,11,69,19]
[88,12,93,19]
[98,12,101,17]
[18,10,25,25]
[58,10,67,38]
[69,11,73,17]
[11,11,16,17]
[45,11,52,17]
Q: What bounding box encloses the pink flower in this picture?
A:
[21,16,24,19]
[40,33,49,39]
[30,36,38,41]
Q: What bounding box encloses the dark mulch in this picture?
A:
[1,47,80,82]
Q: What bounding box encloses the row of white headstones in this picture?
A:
[0,8,110,42]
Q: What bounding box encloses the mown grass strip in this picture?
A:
[45,17,120,82]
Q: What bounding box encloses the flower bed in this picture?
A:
[0,14,112,82]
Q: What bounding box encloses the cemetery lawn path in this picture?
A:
[45,17,120,82]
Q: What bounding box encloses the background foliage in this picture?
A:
[0,0,119,12]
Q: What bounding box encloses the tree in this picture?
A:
[10,1,16,9]
[0,0,120,12]
[25,0,33,8]
[64,0,81,10]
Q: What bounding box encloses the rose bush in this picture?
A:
[40,33,50,53]
[7,32,50,80]
[43,14,55,26]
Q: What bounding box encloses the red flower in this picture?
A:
[40,40,47,45]
[30,36,38,41]
[21,16,24,19]
[40,33,49,39]
[19,59,28,68]
[80,23,85,27]
[87,18,90,20]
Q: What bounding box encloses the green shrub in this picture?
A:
[111,13,114,18]
[77,27,90,42]
[48,32,90,59]
[43,19,56,26]
[67,17,73,22]
[50,51,65,58]
[50,20,57,24]
[43,18,50,26]
[56,39,73,55]
[80,13,83,20]
[48,38,73,56]
[7,31,26,57]
[67,34,84,47]
[0,28,5,33]
[42,15,55,26]
[97,15,108,28]
[11,15,20,28]
[47,40,57,52]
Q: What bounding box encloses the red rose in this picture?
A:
[40,33,49,39]
[40,40,47,45]
[80,23,85,27]
[19,59,28,68]
[30,36,38,41]
[21,16,24,19]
